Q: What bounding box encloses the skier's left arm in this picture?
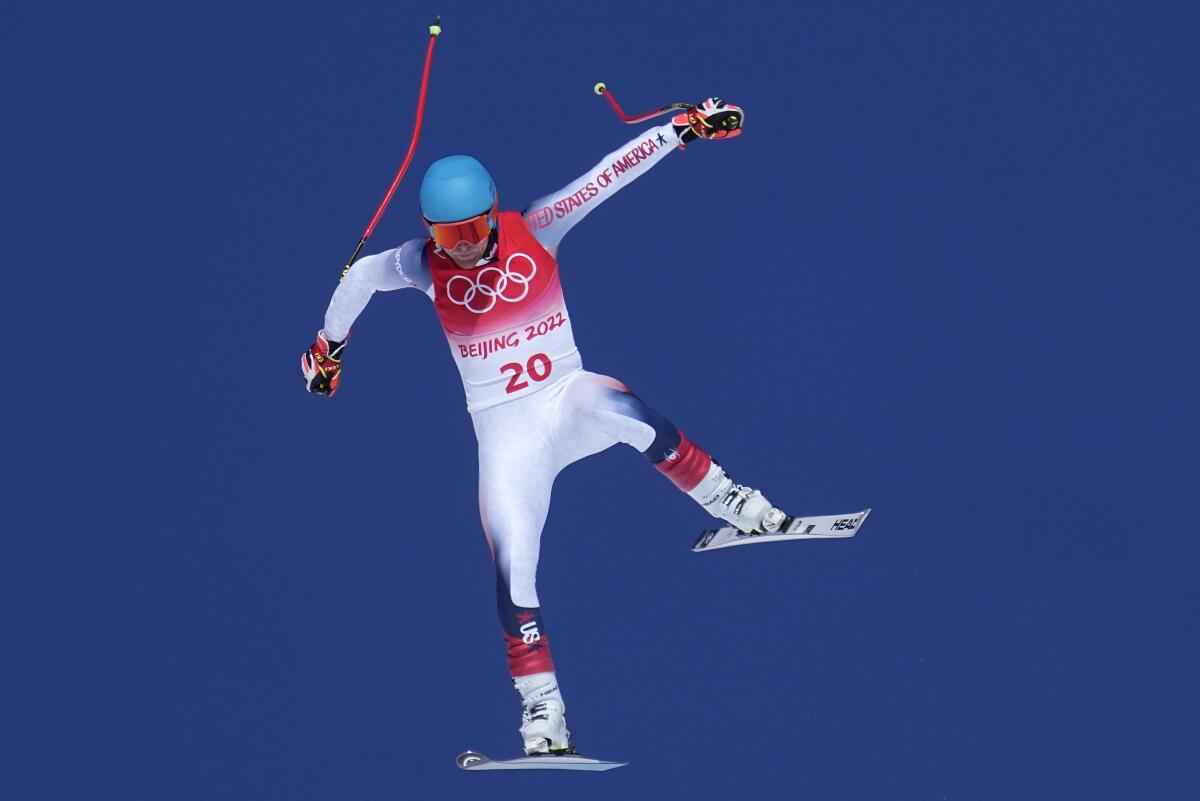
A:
[522,98,744,255]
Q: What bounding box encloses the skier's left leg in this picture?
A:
[560,372,786,534]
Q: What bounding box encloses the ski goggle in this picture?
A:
[425,205,497,250]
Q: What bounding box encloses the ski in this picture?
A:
[692,508,871,553]
[456,750,627,772]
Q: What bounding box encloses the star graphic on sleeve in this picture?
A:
[656,132,667,146]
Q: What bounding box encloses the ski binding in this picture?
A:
[456,750,627,772]
[693,508,871,553]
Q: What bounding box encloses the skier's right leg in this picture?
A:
[473,391,572,755]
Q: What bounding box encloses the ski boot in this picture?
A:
[514,672,574,756]
[688,462,787,534]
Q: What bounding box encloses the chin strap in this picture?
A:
[483,226,499,260]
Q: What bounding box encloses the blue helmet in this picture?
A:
[419,155,498,222]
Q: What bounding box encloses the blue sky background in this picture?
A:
[4,1,1198,798]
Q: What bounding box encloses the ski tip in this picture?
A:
[456,751,489,769]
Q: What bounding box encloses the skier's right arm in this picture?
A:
[302,237,430,396]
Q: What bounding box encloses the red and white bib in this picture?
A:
[426,212,582,412]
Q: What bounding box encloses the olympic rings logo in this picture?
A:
[445,253,537,314]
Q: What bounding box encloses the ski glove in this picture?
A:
[672,98,744,145]
[301,330,347,397]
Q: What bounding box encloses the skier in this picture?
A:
[302,98,786,756]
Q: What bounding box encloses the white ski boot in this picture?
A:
[688,462,786,534]
[514,672,573,756]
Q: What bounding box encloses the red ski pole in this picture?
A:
[340,17,442,282]
[592,82,692,124]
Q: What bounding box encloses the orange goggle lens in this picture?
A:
[426,212,493,250]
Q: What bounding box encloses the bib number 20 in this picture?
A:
[501,353,552,394]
